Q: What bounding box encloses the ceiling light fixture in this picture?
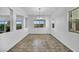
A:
[38,8,41,19]
[37,8,43,19]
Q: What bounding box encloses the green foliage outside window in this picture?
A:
[0,24,4,33]
[16,24,22,29]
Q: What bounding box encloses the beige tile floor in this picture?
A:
[8,34,72,52]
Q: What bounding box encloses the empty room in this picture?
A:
[0,7,79,52]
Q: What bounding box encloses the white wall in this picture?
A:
[0,29,29,52]
[50,7,79,52]
[28,15,50,34]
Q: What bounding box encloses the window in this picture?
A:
[16,19,23,29]
[69,7,79,33]
[16,15,23,30]
[0,20,5,33]
[0,15,10,34]
[33,20,46,28]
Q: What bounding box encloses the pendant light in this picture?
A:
[38,8,40,19]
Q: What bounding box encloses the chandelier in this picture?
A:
[37,8,43,19]
[38,8,41,19]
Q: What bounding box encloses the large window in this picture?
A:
[33,20,46,28]
[0,20,10,33]
[69,7,79,33]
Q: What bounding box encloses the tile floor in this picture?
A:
[8,34,72,52]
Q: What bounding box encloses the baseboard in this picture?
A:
[29,32,50,34]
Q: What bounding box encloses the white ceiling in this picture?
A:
[21,7,74,16]
[22,7,59,16]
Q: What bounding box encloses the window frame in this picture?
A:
[69,7,79,33]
